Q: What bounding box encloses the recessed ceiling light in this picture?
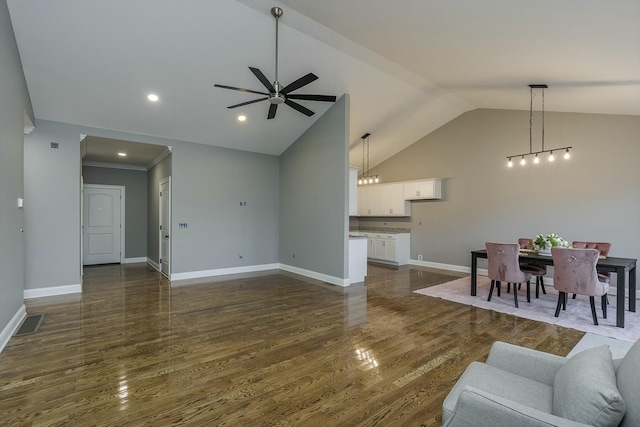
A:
[237,115,246,122]
[118,152,127,157]
[147,94,159,102]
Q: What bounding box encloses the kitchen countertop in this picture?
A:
[350,228,410,234]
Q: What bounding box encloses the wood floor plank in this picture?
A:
[0,263,582,426]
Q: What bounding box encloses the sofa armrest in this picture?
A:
[486,341,566,386]
[444,386,588,427]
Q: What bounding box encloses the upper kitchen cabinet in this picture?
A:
[358,183,410,217]
[403,179,442,200]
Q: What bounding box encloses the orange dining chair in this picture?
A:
[486,242,532,308]
[551,247,608,325]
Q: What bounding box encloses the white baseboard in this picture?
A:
[169,263,349,287]
[124,257,147,264]
[24,284,82,299]
[0,305,26,354]
[170,263,280,281]
[279,264,349,287]
[147,259,160,271]
[410,259,487,275]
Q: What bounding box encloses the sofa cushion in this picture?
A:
[617,338,640,427]
[443,361,553,423]
[553,345,625,426]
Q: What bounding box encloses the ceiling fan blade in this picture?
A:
[214,84,269,96]
[286,94,337,102]
[227,97,268,109]
[249,67,275,93]
[267,103,278,120]
[285,99,314,117]
[281,73,318,94]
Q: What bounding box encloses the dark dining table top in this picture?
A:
[470,249,637,271]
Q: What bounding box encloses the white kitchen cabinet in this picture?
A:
[358,183,410,217]
[349,167,359,216]
[348,236,367,284]
[361,232,410,265]
[403,179,442,200]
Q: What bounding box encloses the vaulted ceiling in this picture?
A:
[8,0,639,168]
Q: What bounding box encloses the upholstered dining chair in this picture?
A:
[551,247,609,325]
[486,242,532,308]
[571,241,612,300]
[518,238,547,298]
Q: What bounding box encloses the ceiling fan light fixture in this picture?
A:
[268,94,285,105]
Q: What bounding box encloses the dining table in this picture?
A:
[470,249,637,328]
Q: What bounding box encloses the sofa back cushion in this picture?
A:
[553,345,625,426]
[617,339,640,427]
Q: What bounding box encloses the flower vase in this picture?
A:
[538,247,552,256]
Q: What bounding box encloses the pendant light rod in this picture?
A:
[506,84,572,167]
[358,132,379,185]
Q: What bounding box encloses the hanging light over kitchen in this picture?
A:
[358,132,379,185]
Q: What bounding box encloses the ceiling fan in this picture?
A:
[214,7,337,120]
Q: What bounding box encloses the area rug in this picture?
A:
[414,276,640,343]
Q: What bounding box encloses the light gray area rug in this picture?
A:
[414,276,640,343]
[567,333,634,358]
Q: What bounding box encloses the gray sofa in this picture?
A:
[442,338,640,426]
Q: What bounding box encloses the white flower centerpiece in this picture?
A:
[532,233,571,255]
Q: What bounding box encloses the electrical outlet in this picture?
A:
[418,254,423,261]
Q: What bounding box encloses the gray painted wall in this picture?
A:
[170,142,279,274]
[24,121,82,290]
[279,95,350,279]
[0,0,33,330]
[25,119,281,285]
[82,166,148,258]
[362,109,640,272]
[147,154,172,265]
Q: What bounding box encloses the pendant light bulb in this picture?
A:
[358,177,363,185]
[374,176,379,183]
[520,156,526,166]
[533,154,539,164]
[564,148,570,160]
[368,177,373,184]
[549,151,555,162]
[507,158,513,168]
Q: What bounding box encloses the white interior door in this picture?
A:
[160,178,171,277]
[83,185,123,265]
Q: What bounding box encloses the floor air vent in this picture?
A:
[14,314,45,336]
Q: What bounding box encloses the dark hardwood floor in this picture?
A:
[0,263,583,426]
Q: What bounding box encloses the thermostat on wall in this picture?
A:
[17,198,24,208]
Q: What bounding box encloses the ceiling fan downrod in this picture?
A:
[270,7,284,103]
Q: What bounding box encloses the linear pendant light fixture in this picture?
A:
[358,132,379,185]
[507,84,572,168]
